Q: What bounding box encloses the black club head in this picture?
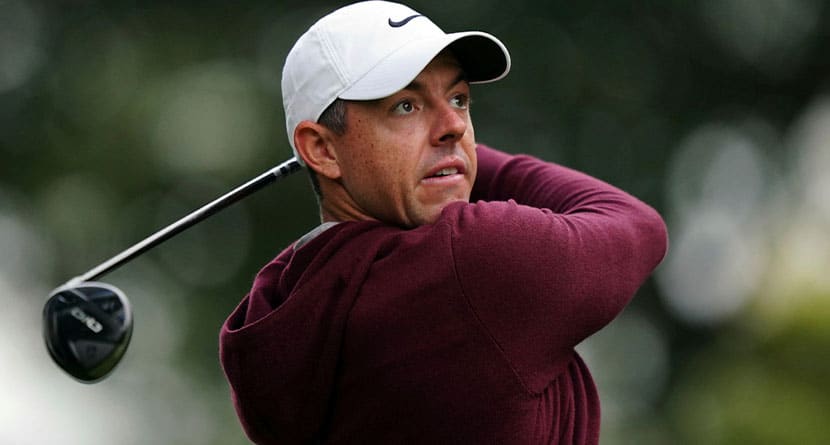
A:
[43,282,133,383]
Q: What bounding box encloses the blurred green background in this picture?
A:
[2,0,829,443]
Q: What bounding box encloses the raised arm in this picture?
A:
[452,144,668,392]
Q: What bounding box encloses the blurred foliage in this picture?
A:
[1,0,829,444]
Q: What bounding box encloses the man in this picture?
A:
[220,1,668,444]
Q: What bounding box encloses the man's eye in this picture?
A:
[393,100,415,114]
[450,95,469,109]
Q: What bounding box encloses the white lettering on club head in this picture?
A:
[69,307,104,333]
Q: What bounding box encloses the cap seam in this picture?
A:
[317,26,350,92]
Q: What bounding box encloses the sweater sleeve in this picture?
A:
[450,144,668,393]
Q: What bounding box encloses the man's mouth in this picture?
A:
[430,167,459,178]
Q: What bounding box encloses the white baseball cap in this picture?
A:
[281,0,511,162]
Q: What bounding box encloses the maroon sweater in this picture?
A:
[220,145,668,444]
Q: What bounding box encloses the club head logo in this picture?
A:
[70,307,103,333]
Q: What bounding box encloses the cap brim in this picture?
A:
[339,31,510,101]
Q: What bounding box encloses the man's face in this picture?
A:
[329,52,477,228]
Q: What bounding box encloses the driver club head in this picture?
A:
[43,282,133,383]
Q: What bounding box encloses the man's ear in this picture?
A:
[294,121,342,180]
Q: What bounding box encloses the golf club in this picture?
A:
[43,157,302,382]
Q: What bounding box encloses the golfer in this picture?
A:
[220,1,668,444]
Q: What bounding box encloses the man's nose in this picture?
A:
[430,102,467,146]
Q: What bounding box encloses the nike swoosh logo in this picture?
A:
[388,14,423,28]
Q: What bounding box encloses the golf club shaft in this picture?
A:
[67,157,302,286]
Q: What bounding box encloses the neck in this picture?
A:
[318,180,375,224]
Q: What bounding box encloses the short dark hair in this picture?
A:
[318,99,347,135]
[307,99,348,199]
